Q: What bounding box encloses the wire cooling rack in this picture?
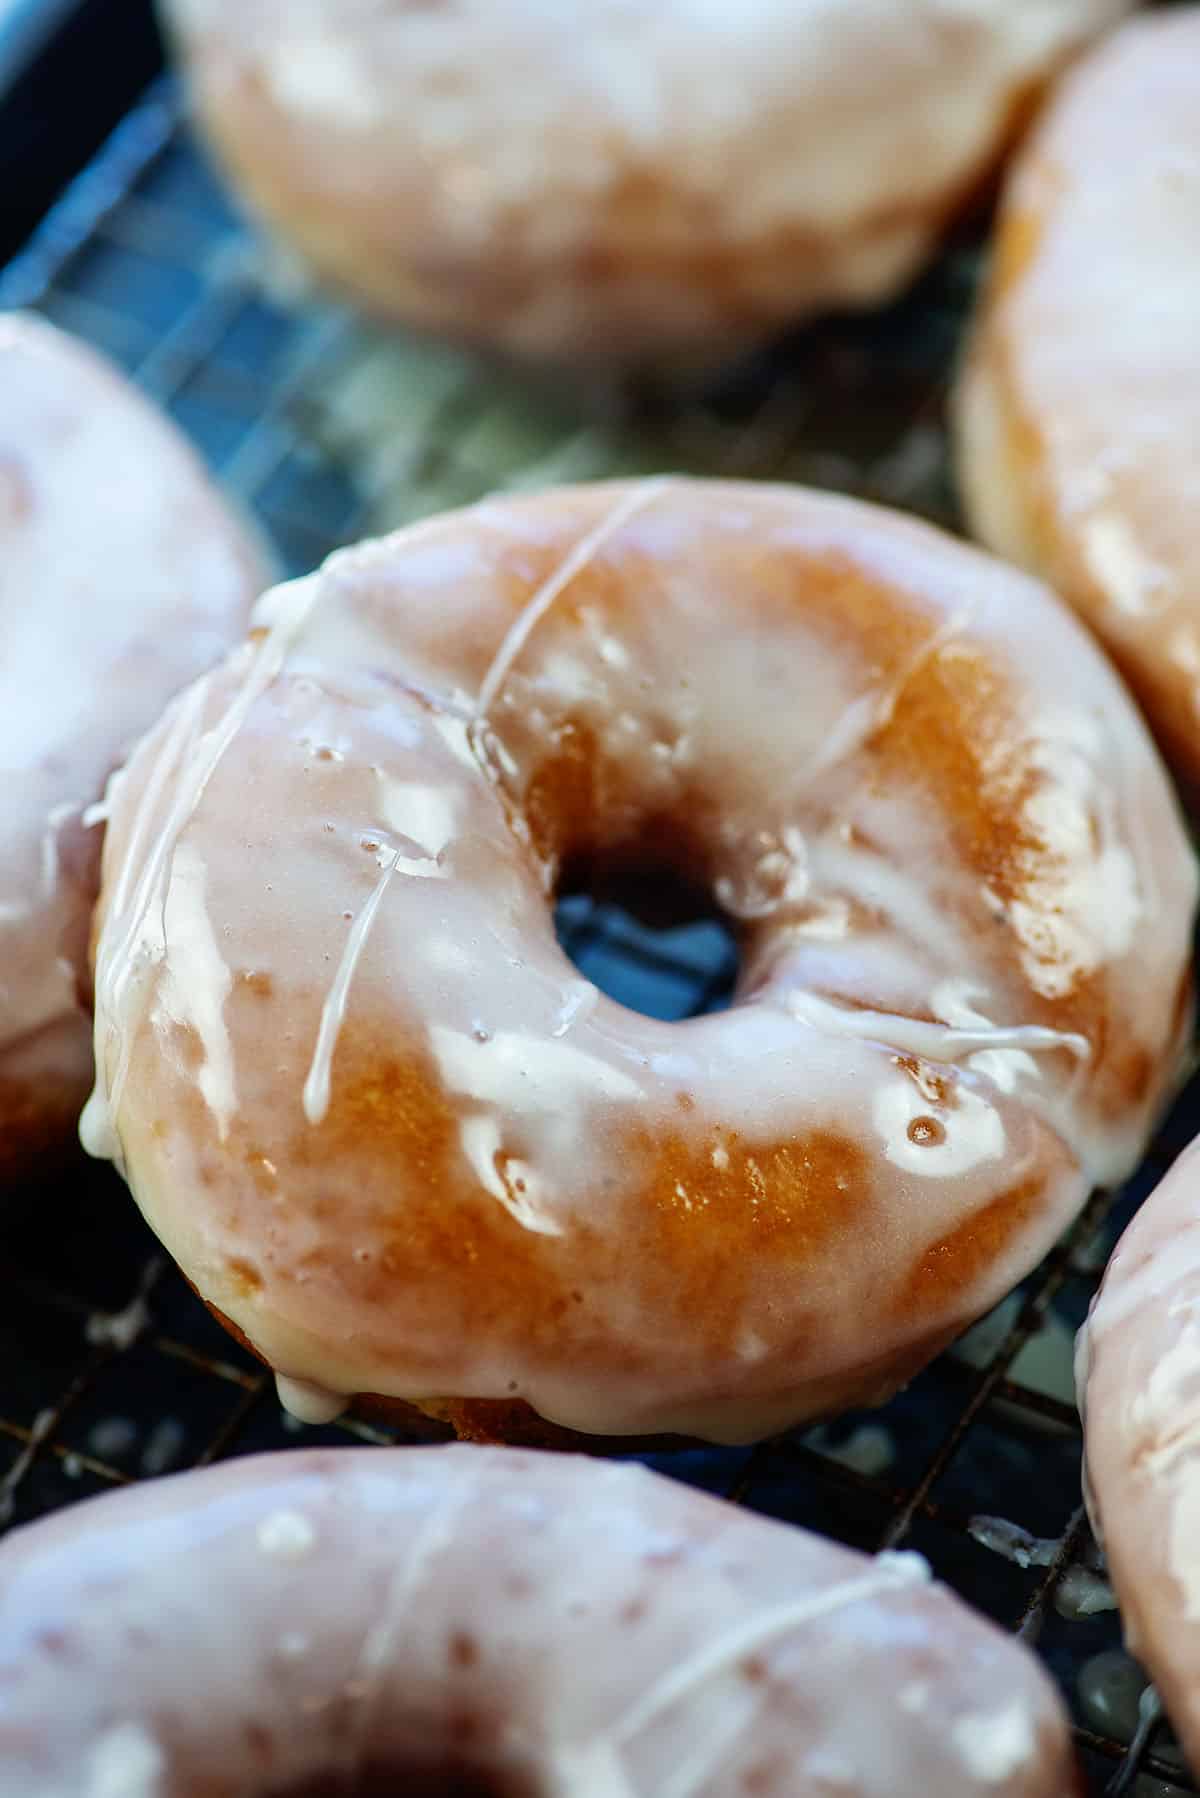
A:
[2,76,1198,1798]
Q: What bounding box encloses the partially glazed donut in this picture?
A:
[954,8,1200,789]
[83,480,1195,1442]
[0,314,268,1180]
[0,1443,1080,1795]
[161,0,1130,365]
[1078,1137,1200,1777]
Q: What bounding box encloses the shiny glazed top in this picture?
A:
[1078,1135,1200,1775]
[954,9,1200,787]
[0,1444,1078,1796]
[161,0,1129,362]
[0,313,267,1169]
[84,480,1195,1440]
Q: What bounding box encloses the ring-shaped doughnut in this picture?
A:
[160,0,1130,364]
[83,479,1194,1441]
[0,1444,1079,1795]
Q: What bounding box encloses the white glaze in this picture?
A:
[84,480,1194,1441]
[255,1508,316,1559]
[83,575,322,1163]
[85,1287,152,1354]
[274,1375,346,1426]
[302,841,402,1126]
[1054,1565,1116,1621]
[0,315,266,1171]
[474,475,675,720]
[162,0,1130,364]
[952,1702,1039,1786]
[968,1517,1058,1571]
[608,1550,930,1748]
[955,7,1200,788]
[1080,1134,1200,1775]
[154,843,237,1140]
[83,1724,165,1798]
[0,1444,1077,1796]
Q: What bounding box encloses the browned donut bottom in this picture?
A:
[205,1294,960,1451]
[277,1770,523,1798]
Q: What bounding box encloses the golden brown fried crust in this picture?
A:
[97,480,1191,1443]
[206,1291,962,1455]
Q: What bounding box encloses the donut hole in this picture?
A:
[555,853,738,1021]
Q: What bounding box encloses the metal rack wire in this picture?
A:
[2,77,1196,1797]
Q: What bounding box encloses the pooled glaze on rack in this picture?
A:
[83,479,1195,1442]
[162,0,1129,363]
[0,1443,1081,1796]
[0,313,268,1178]
[1079,1135,1200,1776]
[954,7,1200,789]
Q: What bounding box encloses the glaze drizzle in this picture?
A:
[83,480,1194,1441]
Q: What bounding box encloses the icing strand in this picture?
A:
[607,1551,928,1748]
[781,987,1091,1067]
[473,476,676,722]
[803,605,974,787]
[81,679,210,1159]
[340,1474,480,1792]
[302,844,402,1126]
[87,577,324,1150]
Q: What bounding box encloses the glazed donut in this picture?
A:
[1078,1136,1200,1778]
[82,479,1195,1444]
[0,314,268,1181]
[160,0,1130,366]
[954,8,1200,789]
[0,1442,1080,1795]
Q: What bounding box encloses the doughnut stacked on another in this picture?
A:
[82,479,1195,1444]
[0,314,269,1181]
[0,1443,1081,1796]
[160,0,1131,365]
[954,8,1200,790]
